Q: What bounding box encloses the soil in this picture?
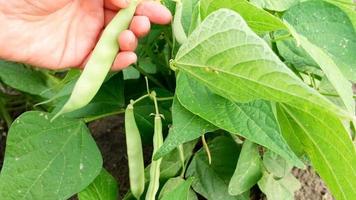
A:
[0,115,335,200]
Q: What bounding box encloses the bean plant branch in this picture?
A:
[83,109,125,123]
[202,134,212,165]
[0,98,13,128]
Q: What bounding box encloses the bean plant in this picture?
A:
[0,0,356,199]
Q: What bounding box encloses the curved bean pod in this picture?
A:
[145,115,163,200]
[53,0,139,119]
[172,0,187,44]
[125,104,145,199]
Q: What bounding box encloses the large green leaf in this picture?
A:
[78,169,118,200]
[280,105,356,200]
[283,0,356,82]
[186,136,248,200]
[200,0,286,32]
[172,9,349,119]
[263,150,293,178]
[286,24,355,116]
[229,141,262,195]
[0,60,51,98]
[181,0,200,34]
[160,177,197,200]
[326,0,356,31]
[250,0,298,11]
[276,105,304,156]
[258,172,301,200]
[176,73,303,167]
[275,30,321,75]
[154,97,217,159]
[0,111,102,200]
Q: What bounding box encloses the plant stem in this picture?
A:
[131,94,151,105]
[83,109,125,123]
[330,0,356,6]
[0,99,13,128]
[135,65,166,89]
[202,134,212,165]
[178,144,186,177]
[156,96,174,101]
[271,34,292,42]
[320,92,356,99]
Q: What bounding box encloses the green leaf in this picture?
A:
[0,111,103,200]
[133,103,171,145]
[250,0,298,11]
[286,24,354,116]
[123,66,140,80]
[263,150,293,178]
[160,177,197,200]
[280,105,356,200]
[78,169,118,200]
[284,1,355,117]
[0,60,50,97]
[173,9,349,119]
[159,141,197,179]
[276,105,304,156]
[154,97,217,159]
[181,0,200,34]
[258,172,301,200]
[186,136,248,200]
[283,0,356,82]
[200,0,286,32]
[326,0,356,31]
[176,73,303,167]
[229,141,262,195]
[275,31,321,75]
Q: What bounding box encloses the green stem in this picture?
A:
[151,92,160,115]
[202,134,212,165]
[131,94,151,105]
[178,144,186,177]
[156,96,174,101]
[0,99,13,127]
[330,0,356,6]
[135,65,166,89]
[83,109,125,123]
[320,92,356,99]
[271,34,292,42]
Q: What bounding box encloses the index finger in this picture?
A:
[135,1,172,25]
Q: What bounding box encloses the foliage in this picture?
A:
[0,0,356,199]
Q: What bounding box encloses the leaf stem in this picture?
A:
[156,96,174,101]
[330,0,356,6]
[135,64,166,90]
[0,98,13,127]
[202,134,212,165]
[271,34,292,42]
[178,144,186,177]
[131,94,151,105]
[83,109,125,123]
[320,92,356,99]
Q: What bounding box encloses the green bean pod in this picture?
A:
[172,0,187,44]
[53,0,139,119]
[125,104,145,199]
[145,115,163,200]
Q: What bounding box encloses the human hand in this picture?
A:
[0,0,171,70]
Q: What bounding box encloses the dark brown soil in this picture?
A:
[293,167,334,200]
[0,116,335,200]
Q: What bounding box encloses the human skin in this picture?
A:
[0,0,172,70]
